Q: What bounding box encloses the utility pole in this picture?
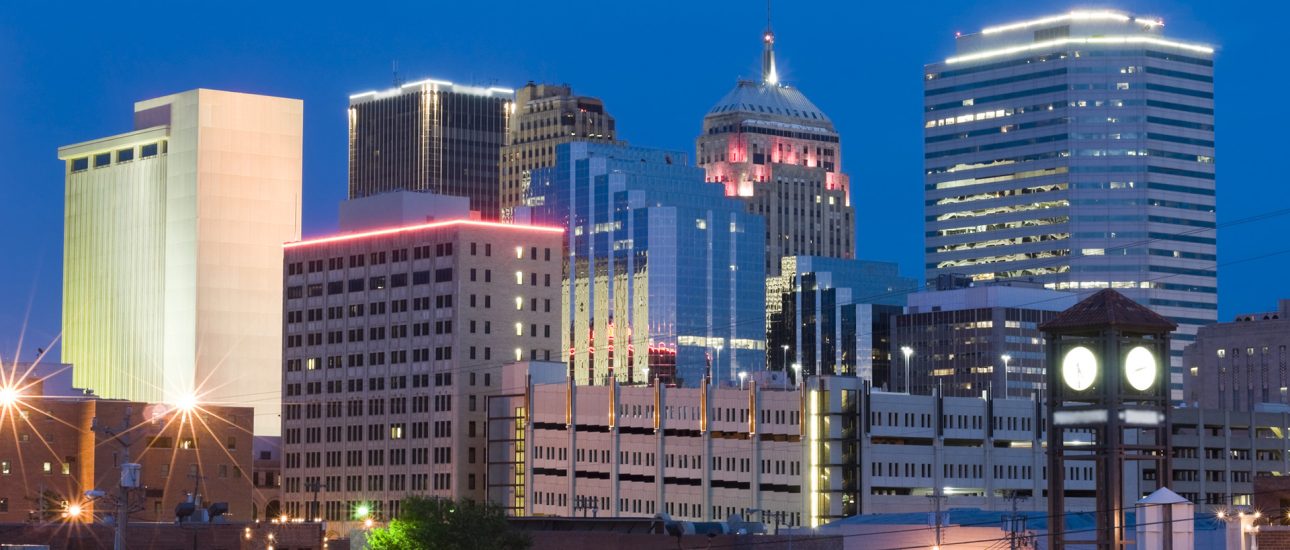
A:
[1003,490,1028,550]
[96,405,138,550]
[928,490,945,550]
[305,479,329,521]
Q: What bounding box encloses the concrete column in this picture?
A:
[567,382,577,516]
[610,383,620,516]
[702,384,713,520]
[656,383,666,515]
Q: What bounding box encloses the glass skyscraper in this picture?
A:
[766,256,916,385]
[526,142,766,387]
[924,11,1216,399]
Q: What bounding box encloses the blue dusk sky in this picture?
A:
[0,0,1285,360]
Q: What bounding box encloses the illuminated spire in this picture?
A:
[761,0,778,85]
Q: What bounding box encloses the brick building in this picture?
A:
[0,374,254,524]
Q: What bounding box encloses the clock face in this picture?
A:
[1125,346,1157,391]
[1062,346,1098,391]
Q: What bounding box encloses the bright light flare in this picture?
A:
[174,393,199,413]
[355,504,371,519]
[0,385,18,407]
[364,518,374,529]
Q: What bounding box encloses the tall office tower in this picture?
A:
[348,78,514,218]
[765,256,916,384]
[527,142,766,388]
[499,82,616,220]
[696,23,854,276]
[924,11,1217,399]
[280,193,561,529]
[58,89,302,432]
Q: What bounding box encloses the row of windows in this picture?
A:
[926,50,1211,82]
[67,141,166,172]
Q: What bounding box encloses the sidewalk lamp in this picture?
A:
[1001,354,1012,398]
[900,346,914,393]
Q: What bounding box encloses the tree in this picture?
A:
[366,496,530,550]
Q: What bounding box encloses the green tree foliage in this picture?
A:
[366,496,530,550]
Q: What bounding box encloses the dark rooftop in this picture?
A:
[1040,289,1177,334]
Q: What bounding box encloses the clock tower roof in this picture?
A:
[1041,289,1177,334]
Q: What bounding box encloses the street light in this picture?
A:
[781,345,790,371]
[1000,354,1012,398]
[739,371,748,390]
[792,363,802,388]
[174,392,198,413]
[900,346,914,394]
[0,385,18,408]
[712,342,724,387]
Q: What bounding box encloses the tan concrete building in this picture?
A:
[280,200,562,532]
[58,89,303,434]
[0,376,254,524]
[1183,299,1290,410]
[697,25,854,276]
[499,82,616,220]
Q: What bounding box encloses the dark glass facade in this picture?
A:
[348,82,512,219]
[766,256,915,386]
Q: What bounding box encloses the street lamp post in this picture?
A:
[781,345,789,372]
[713,343,724,387]
[792,363,802,388]
[739,371,748,390]
[1001,354,1012,399]
[900,346,914,394]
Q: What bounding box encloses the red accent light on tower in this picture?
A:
[284,219,563,248]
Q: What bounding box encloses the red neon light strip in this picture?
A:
[285,219,564,248]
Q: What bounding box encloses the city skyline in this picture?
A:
[2,0,1286,361]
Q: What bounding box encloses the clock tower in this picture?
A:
[1041,289,1176,550]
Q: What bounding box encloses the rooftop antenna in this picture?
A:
[761,0,778,85]
[392,60,404,87]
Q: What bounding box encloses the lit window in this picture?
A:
[514,348,523,362]
[515,246,523,259]
[43,462,52,474]
[515,271,523,285]
[1,461,9,474]
[515,323,523,336]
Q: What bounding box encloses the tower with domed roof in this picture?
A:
[696,18,854,276]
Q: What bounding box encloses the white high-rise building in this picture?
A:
[58,89,303,432]
[923,11,1217,399]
